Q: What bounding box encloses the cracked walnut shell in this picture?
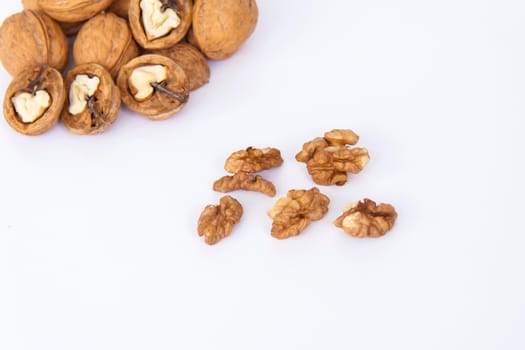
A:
[62,63,121,135]
[117,54,189,120]
[73,12,139,79]
[296,129,370,186]
[129,0,193,50]
[334,199,397,238]
[268,187,329,239]
[3,65,65,135]
[198,195,243,245]
[213,172,276,197]
[225,147,283,174]
[38,0,113,23]
[192,0,258,60]
[0,10,68,77]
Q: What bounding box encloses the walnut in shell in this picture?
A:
[0,10,68,77]
[73,13,139,79]
[268,187,330,239]
[198,195,243,245]
[117,54,189,120]
[192,0,258,60]
[3,65,65,136]
[151,42,210,91]
[334,199,398,238]
[213,172,276,197]
[62,64,121,135]
[129,0,193,49]
[109,0,130,19]
[225,147,283,174]
[296,129,370,186]
[37,0,113,23]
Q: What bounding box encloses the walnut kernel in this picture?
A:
[225,147,283,174]
[198,195,243,245]
[213,172,276,197]
[333,199,397,238]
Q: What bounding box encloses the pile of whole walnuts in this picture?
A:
[0,0,258,135]
[198,129,399,245]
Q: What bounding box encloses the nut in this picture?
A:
[73,12,139,79]
[0,10,68,77]
[37,0,113,23]
[213,172,276,197]
[198,195,243,245]
[225,147,283,174]
[129,0,193,49]
[117,54,189,120]
[333,199,398,238]
[151,42,210,91]
[268,187,329,239]
[192,0,258,60]
[109,0,130,19]
[3,65,65,135]
[296,129,370,186]
[62,63,121,135]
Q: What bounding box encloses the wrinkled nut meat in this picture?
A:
[192,0,258,60]
[334,199,397,238]
[0,10,68,77]
[198,195,243,245]
[129,0,193,49]
[38,0,113,23]
[117,54,189,120]
[109,0,131,19]
[296,129,370,186]
[213,172,276,197]
[225,147,283,174]
[3,65,65,135]
[268,187,329,239]
[74,12,139,79]
[62,63,120,135]
[151,42,210,91]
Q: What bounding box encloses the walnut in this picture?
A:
[61,63,121,135]
[296,129,370,186]
[151,42,210,91]
[129,0,193,49]
[213,172,276,197]
[268,187,329,239]
[38,0,113,23]
[192,0,258,60]
[3,65,66,135]
[197,195,243,245]
[333,199,397,238]
[73,12,139,79]
[225,147,283,174]
[0,10,68,77]
[117,54,189,120]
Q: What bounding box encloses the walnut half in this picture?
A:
[213,172,276,197]
[225,147,283,174]
[268,187,330,239]
[197,195,243,245]
[333,199,397,238]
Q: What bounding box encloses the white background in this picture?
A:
[1,1,524,349]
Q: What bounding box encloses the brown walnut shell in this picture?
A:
[151,43,210,91]
[192,0,258,60]
[128,0,193,50]
[0,10,68,77]
[37,0,113,23]
[117,54,189,120]
[109,0,130,19]
[3,65,65,136]
[73,13,139,79]
[62,63,121,135]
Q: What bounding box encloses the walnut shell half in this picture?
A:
[129,0,193,50]
[117,54,189,120]
[0,10,68,77]
[38,0,113,23]
[62,64,121,135]
[192,0,258,60]
[74,12,139,79]
[3,65,65,135]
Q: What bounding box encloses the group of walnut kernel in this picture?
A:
[198,129,398,245]
[1,0,258,135]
